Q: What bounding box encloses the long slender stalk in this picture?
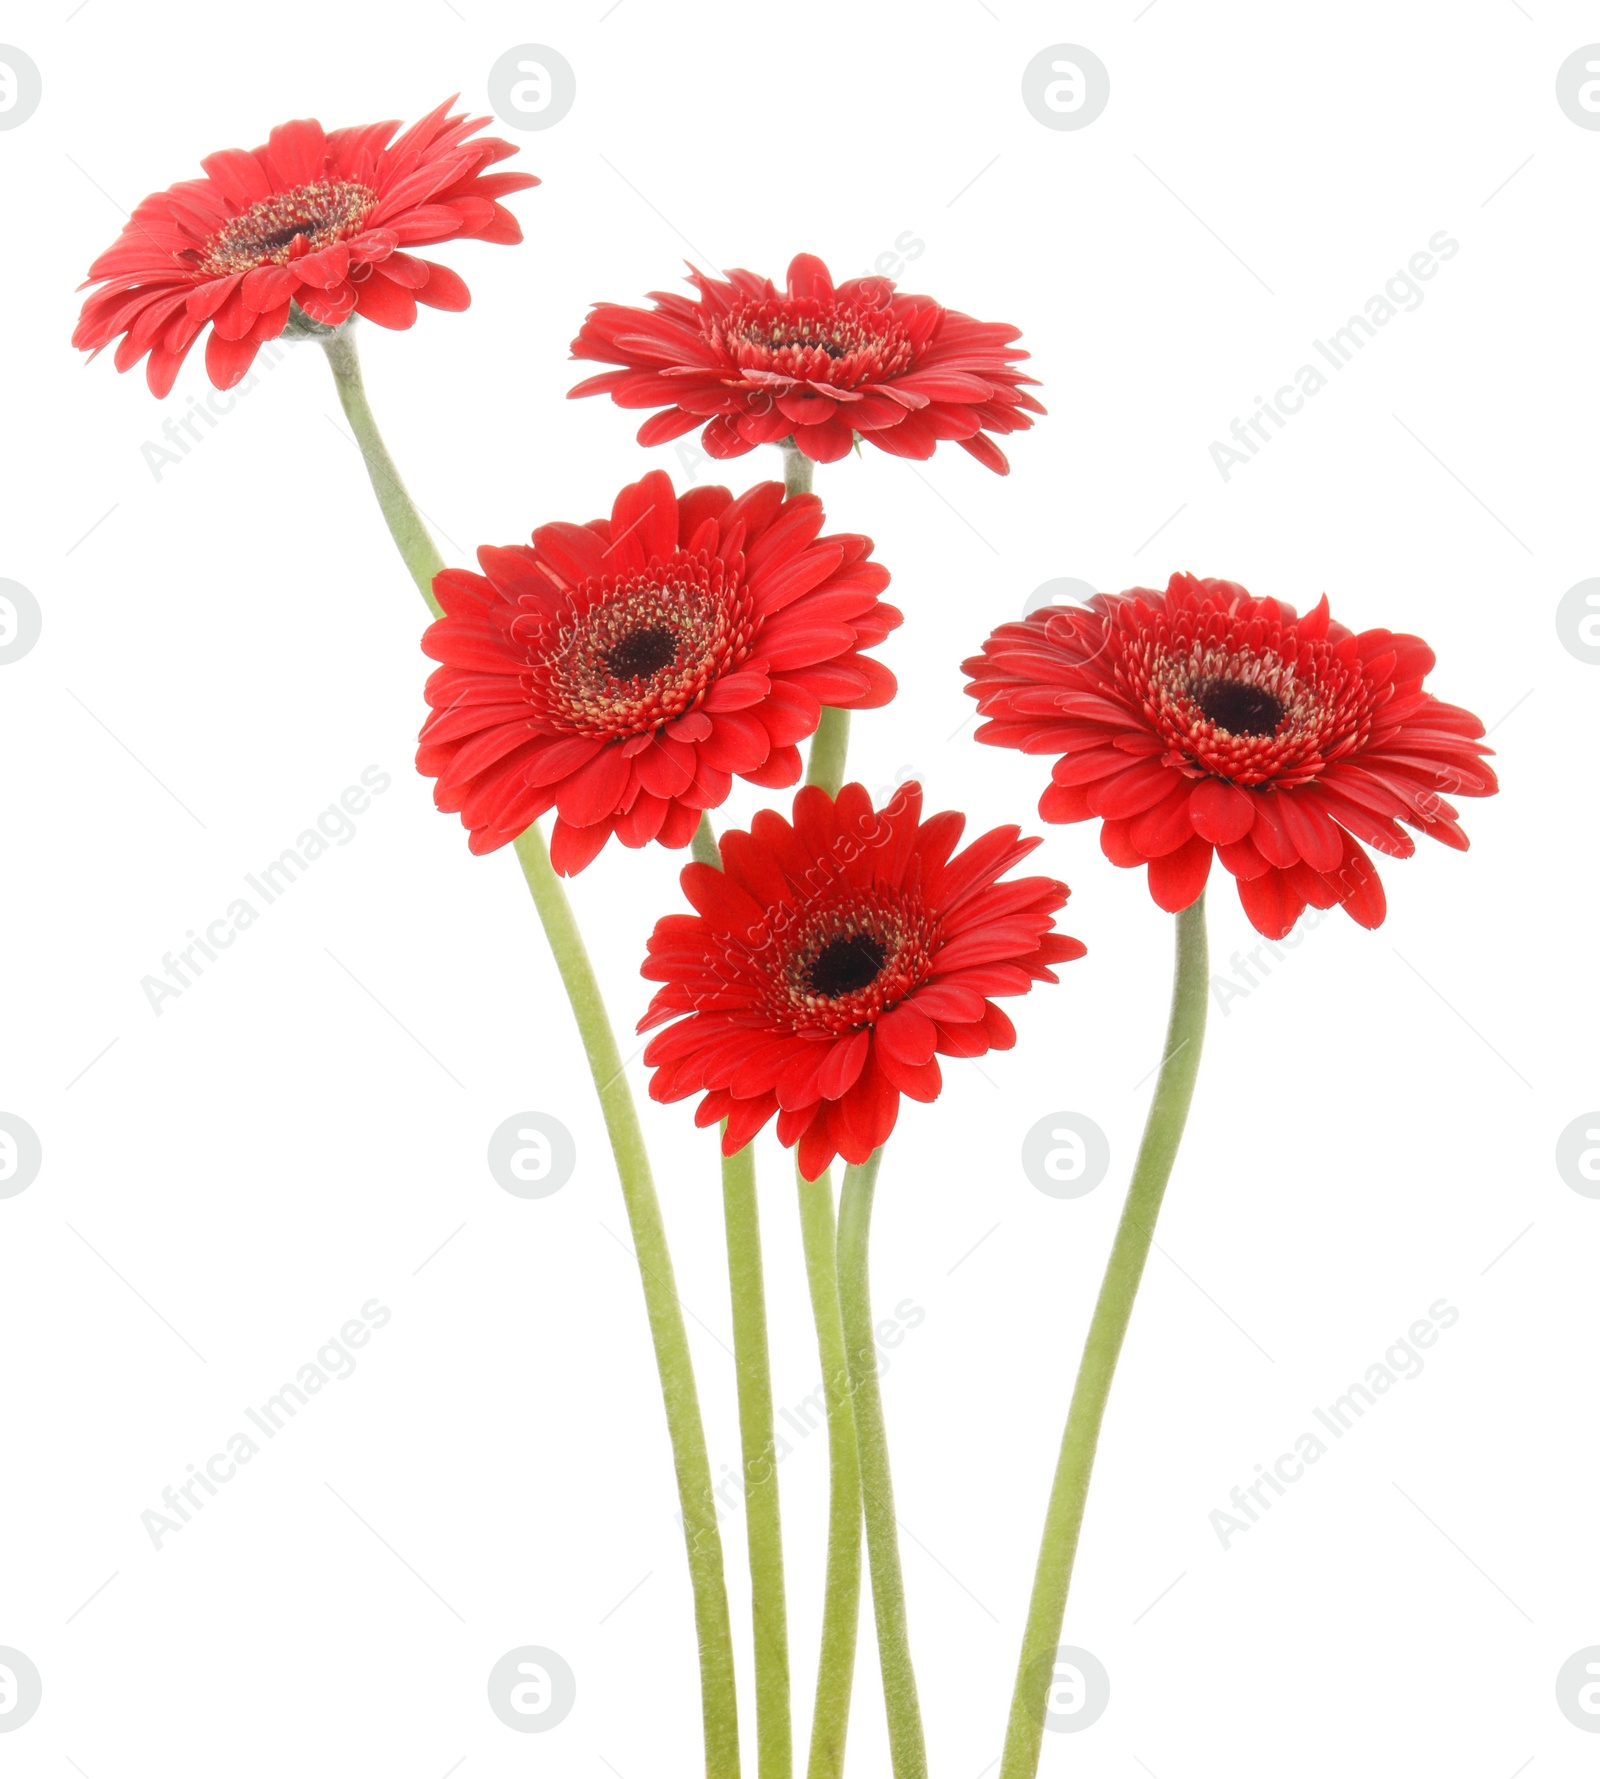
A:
[795,1163,862,1779]
[783,439,863,1768]
[318,326,445,618]
[998,894,1210,1777]
[836,1149,927,1779]
[780,443,852,797]
[320,346,740,1773]
[695,814,791,1779]
[515,826,741,1776]
[722,1138,791,1779]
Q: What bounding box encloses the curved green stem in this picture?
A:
[318,326,445,618]
[836,1149,926,1779]
[778,445,862,1765]
[998,894,1210,1777]
[696,811,791,1778]
[319,352,738,1772]
[796,1163,862,1779]
[723,1138,792,1779]
[514,825,740,1776]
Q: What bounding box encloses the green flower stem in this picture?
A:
[804,708,852,797]
[513,824,741,1777]
[782,441,861,1765]
[998,893,1210,1779]
[779,442,850,796]
[692,811,723,869]
[722,1136,792,1779]
[795,1163,862,1779]
[781,442,815,498]
[695,812,791,1779]
[318,350,738,1772]
[318,327,445,618]
[836,1149,927,1779]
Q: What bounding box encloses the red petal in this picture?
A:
[353,272,419,330]
[786,253,837,302]
[1146,837,1213,912]
[204,330,260,390]
[875,1003,938,1068]
[548,816,615,875]
[554,743,631,826]
[1323,830,1387,929]
[817,1031,870,1101]
[1189,779,1256,845]
[263,116,328,189]
[681,863,766,934]
[1278,792,1344,873]
[1236,869,1305,941]
[414,260,471,311]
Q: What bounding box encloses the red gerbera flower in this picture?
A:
[73,99,537,397]
[964,573,1498,940]
[638,781,1084,1178]
[569,252,1043,473]
[416,470,901,873]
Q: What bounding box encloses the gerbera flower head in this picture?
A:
[964,573,1498,940]
[639,781,1084,1178]
[569,252,1043,473]
[417,469,901,873]
[73,98,537,397]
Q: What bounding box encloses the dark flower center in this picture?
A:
[1143,630,1358,789]
[1196,679,1285,737]
[755,885,937,1036]
[197,179,378,276]
[525,553,757,740]
[806,932,886,998]
[259,223,317,254]
[765,334,847,359]
[603,625,678,681]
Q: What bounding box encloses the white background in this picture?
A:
[1,2,1594,1774]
